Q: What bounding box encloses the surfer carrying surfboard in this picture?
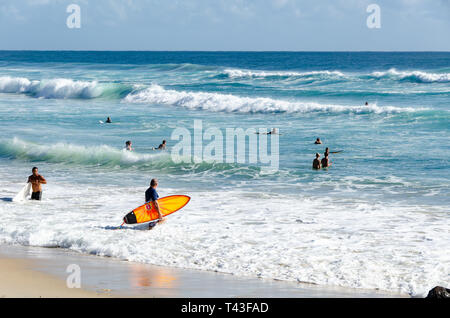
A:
[145,179,163,228]
[27,167,47,200]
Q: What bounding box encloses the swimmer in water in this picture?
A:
[315,138,322,145]
[106,117,112,123]
[125,140,133,151]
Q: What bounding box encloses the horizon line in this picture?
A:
[0,50,449,53]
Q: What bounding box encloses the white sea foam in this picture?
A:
[124,84,422,114]
[371,68,450,83]
[0,76,103,99]
[0,175,447,297]
[222,69,345,79]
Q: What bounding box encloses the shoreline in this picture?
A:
[0,244,409,298]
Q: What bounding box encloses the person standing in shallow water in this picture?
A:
[321,153,331,168]
[27,167,47,200]
[313,153,321,170]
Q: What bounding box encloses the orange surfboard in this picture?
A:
[123,195,190,225]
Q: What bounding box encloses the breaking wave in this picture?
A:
[0,138,260,176]
[369,69,450,83]
[124,84,424,114]
[0,76,132,99]
[221,69,345,79]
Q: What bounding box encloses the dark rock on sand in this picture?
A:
[426,286,450,299]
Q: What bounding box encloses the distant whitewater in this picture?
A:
[221,69,345,79]
[369,68,450,83]
[0,76,133,99]
[124,84,424,114]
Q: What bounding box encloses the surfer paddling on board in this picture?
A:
[27,167,47,200]
[156,140,167,150]
[325,147,343,155]
[145,178,164,229]
[256,128,280,135]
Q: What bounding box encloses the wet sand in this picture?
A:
[0,244,409,298]
[0,256,101,298]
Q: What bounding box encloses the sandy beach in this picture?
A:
[0,244,408,298]
[0,256,101,298]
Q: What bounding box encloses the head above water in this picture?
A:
[32,167,38,175]
[150,178,158,188]
[126,140,132,146]
[162,140,166,144]
[316,153,320,158]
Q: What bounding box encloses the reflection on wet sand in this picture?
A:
[130,263,177,291]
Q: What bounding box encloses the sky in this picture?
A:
[0,0,449,51]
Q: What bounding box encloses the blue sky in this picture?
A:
[0,0,449,50]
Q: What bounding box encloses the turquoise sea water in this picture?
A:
[0,52,449,295]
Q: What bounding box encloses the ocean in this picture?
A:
[0,51,448,296]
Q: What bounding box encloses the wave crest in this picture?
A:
[0,138,171,167]
[0,138,258,176]
[124,84,421,114]
[0,76,113,99]
[221,69,344,79]
[370,68,450,83]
